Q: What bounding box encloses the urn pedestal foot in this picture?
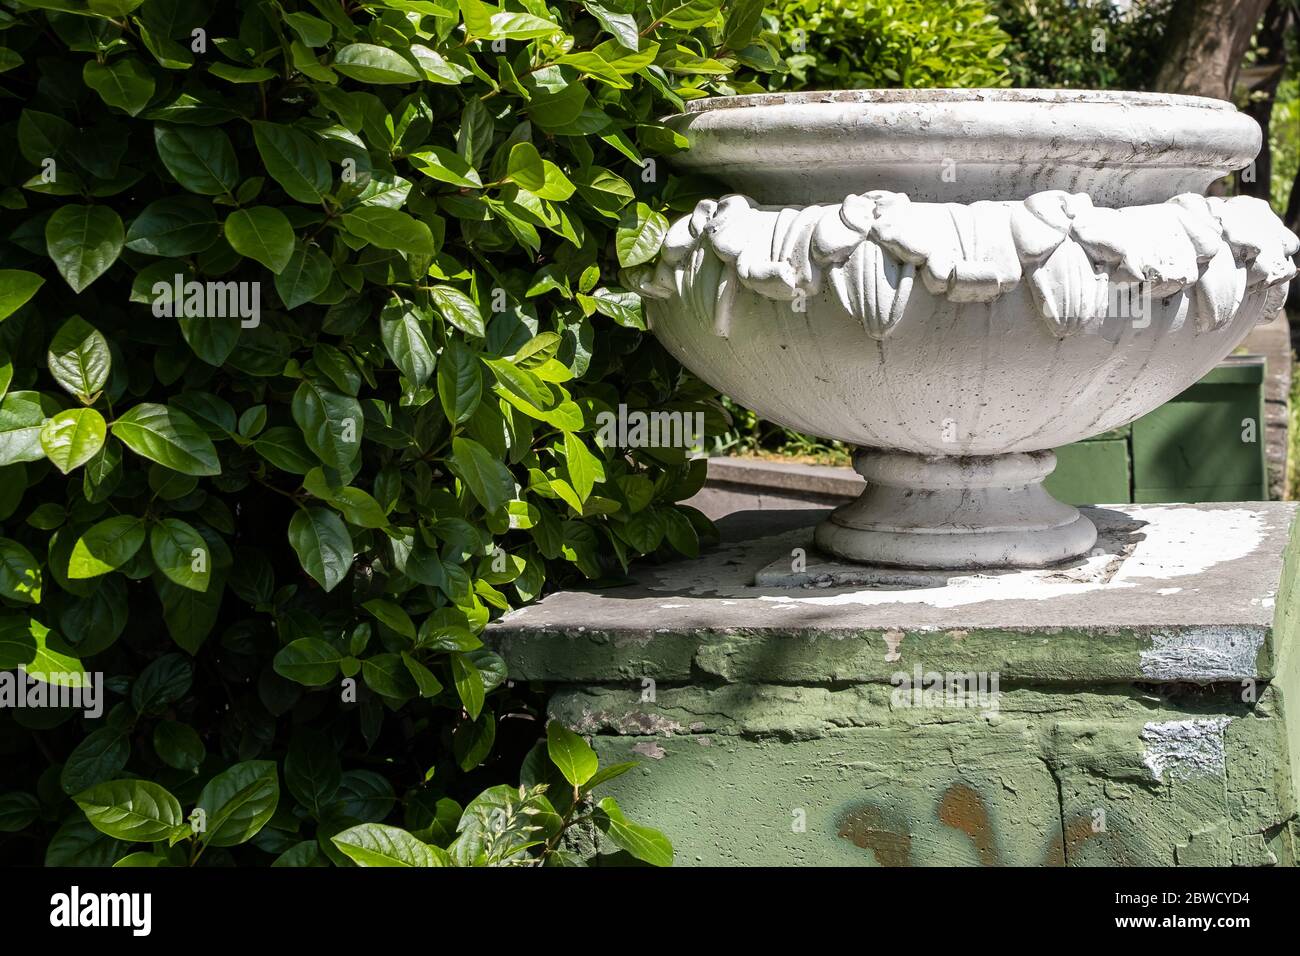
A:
[812,449,1098,569]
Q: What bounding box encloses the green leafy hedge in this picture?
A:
[0,0,782,867]
[991,0,1168,91]
[771,0,1010,90]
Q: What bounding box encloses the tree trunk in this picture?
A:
[1238,1,1292,201]
[1152,0,1272,100]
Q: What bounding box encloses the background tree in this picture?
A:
[1152,0,1273,97]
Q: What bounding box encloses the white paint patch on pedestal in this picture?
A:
[745,507,1268,610]
[1112,507,1266,582]
[1141,717,1231,781]
[1139,627,1265,682]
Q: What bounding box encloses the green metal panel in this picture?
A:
[1131,355,1267,503]
[1049,355,1269,506]
[1045,438,1131,505]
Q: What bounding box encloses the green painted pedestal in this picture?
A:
[491,503,1300,866]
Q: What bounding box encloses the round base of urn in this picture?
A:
[812,450,1098,569]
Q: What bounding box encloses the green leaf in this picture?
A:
[208,62,275,83]
[409,145,481,188]
[585,760,637,790]
[506,141,545,191]
[486,11,562,40]
[154,124,239,196]
[288,507,353,592]
[428,285,484,337]
[437,338,482,424]
[48,316,111,403]
[615,202,669,269]
[45,205,124,293]
[272,841,327,867]
[457,97,494,167]
[723,0,765,50]
[362,653,417,700]
[585,1,640,49]
[285,729,341,817]
[0,538,42,604]
[590,287,645,329]
[224,206,295,274]
[153,720,204,773]
[177,312,239,367]
[5,618,84,685]
[0,792,41,832]
[254,426,317,474]
[44,819,126,867]
[131,653,193,713]
[252,121,332,204]
[484,356,552,411]
[402,651,443,698]
[454,711,495,771]
[379,300,436,386]
[362,599,416,641]
[333,43,422,84]
[332,823,446,866]
[69,516,146,579]
[0,271,44,322]
[196,760,279,847]
[563,431,602,502]
[323,486,389,529]
[158,574,223,655]
[459,0,495,37]
[112,403,221,476]
[451,652,484,720]
[450,436,514,513]
[150,517,212,592]
[83,58,155,116]
[61,726,130,795]
[284,12,332,47]
[113,851,169,867]
[595,796,674,866]
[0,615,37,669]
[275,243,332,308]
[0,392,54,466]
[292,380,362,471]
[659,0,721,29]
[125,196,220,256]
[75,780,184,843]
[546,721,598,787]
[40,408,107,474]
[340,206,436,256]
[273,637,342,686]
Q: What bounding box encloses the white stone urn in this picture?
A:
[635,90,1299,569]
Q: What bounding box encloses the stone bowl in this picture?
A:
[635,90,1299,569]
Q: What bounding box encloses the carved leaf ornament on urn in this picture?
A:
[633,90,1300,569]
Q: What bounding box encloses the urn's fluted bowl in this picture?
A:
[638,90,1299,569]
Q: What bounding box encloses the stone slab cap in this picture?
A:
[701,456,862,497]
[489,502,1299,686]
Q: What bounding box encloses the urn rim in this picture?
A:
[662,87,1261,205]
[680,87,1238,114]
